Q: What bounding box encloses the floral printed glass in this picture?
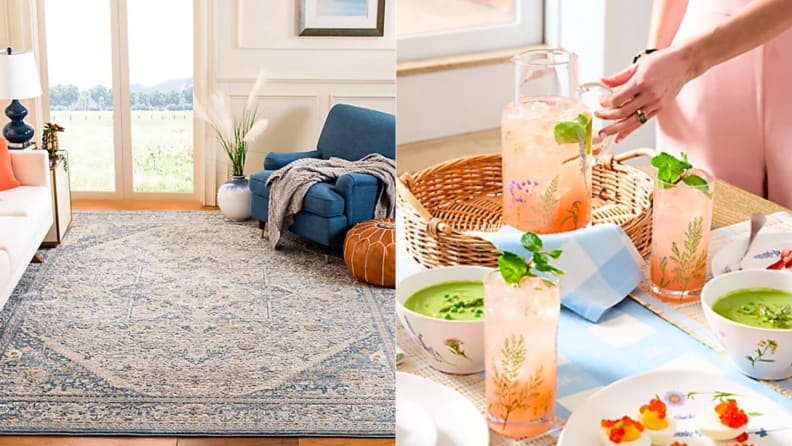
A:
[501,49,611,234]
[650,169,715,302]
[484,270,560,438]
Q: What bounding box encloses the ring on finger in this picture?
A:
[636,109,648,125]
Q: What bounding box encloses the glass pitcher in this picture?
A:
[501,49,613,234]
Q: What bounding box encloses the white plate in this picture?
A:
[396,371,489,446]
[397,394,438,446]
[711,232,792,275]
[558,369,792,446]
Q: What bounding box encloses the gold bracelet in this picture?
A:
[633,48,658,64]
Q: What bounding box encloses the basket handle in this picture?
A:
[396,174,453,236]
[601,147,657,169]
[396,174,434,221]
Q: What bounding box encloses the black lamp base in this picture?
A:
[3,99,35,150]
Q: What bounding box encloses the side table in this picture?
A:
[42,151,72,247]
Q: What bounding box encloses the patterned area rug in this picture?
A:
[0,211,395,436]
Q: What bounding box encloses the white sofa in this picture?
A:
[0,150,52,306]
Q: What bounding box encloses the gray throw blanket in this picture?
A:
[265,153,396,248]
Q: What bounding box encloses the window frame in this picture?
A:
[397,0,544,62]
[36,0,205,202]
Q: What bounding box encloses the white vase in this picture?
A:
[217,175,251,221]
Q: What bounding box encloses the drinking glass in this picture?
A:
[484,270,560,438]
[501,49,612,234]
[650,169,715,302]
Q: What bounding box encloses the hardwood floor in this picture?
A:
[0,438,394,446]
[72,199,216,211]
[20,199,394,446]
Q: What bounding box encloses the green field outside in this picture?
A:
[50,111,193,193]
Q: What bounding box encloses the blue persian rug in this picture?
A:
[0,211,395,436]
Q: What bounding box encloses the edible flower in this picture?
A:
[601,416,644,443]
[715,400,749,429]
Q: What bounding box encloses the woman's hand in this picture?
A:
[596,46,697,142]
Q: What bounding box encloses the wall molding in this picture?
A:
[216,75,395,86]
[329,94,395,105]
[227,92,321,101]
[219,92,320,177]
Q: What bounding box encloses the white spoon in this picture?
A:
[725,213,767,273]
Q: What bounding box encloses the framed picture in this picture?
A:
[298,0,385,37]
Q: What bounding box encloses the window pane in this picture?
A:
[127,0,193,193]
[398,0,516,37]
[45,0,115,192]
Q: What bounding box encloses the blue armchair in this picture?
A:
[249,104,395,248]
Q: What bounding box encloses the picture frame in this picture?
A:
[298,0,385,37]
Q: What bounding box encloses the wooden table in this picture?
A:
[712,179,787,228]
[42,151,72,247]
[396,172,791,446]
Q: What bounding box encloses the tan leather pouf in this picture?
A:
[343,218,396,288]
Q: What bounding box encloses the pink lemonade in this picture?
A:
[650,171,714,302]
[501,96,592,234]
[484,271,560,438]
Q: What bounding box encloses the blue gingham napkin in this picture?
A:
[473,223,644,322]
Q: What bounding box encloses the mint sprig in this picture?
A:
[554,113,592,155]
[651,151,710,194]
[497,232,565,285]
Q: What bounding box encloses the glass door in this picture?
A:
[126,0,194,194]
[43,0,196,199]
[44,0,117,193]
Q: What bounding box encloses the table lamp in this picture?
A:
[0,47,42,149]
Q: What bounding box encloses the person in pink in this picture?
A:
[597,0,792,207]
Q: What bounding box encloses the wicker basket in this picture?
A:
[397,148,656,269]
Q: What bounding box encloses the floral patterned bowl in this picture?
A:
[701,270,792,380]
[396,266,489,375]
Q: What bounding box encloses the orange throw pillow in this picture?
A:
[0,138,21,191]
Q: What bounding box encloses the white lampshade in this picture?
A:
[0,51,42,100]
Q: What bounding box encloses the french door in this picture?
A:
[41,0,197,200]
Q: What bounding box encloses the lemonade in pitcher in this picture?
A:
[501,49,611,234]
[502,96,592,233]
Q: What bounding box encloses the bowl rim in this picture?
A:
[395,266,491,325]
[701,270,792,333]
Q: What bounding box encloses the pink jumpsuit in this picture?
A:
[656,0,792,207]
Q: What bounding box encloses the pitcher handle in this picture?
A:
[578,81,615,158]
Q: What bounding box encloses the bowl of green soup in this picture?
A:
[396,266,489,374]
[702,270,792,380]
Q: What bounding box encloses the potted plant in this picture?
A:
[195,69,269,221]
[41,122,67,170]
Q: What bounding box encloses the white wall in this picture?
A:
[1,0,395,205]
[397,0,655,153]
[208,0,396,204]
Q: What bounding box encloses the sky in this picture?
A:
[316,0,368,17]
[44,0,193,89]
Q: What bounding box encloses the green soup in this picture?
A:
[712,287,792,329]
[405,281,484,321]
